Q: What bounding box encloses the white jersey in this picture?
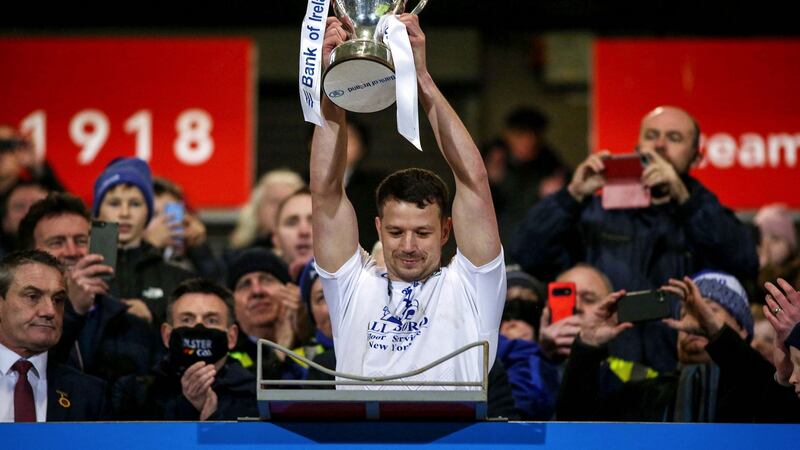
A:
[316,247,506,390]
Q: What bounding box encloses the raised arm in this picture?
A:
[310,17,360,273]
[398,14,500,266]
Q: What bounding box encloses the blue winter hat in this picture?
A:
[92,157,155,223]
[692,271,754,339]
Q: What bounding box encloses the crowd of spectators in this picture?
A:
[1,94,799,423]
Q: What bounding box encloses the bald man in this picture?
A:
[511,105,758,374]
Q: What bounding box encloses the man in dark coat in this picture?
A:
[21,193,162,386]
[113,278,258,421]
[0,250,107,422]
[45,362,108,421]
[512,106,758,373]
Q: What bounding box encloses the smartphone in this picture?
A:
[548,281,576,324]
[616,289,675,323]
[601,153,651,210]
[164,201,185,226]
[163,201,186,259]
[89,220,118,280]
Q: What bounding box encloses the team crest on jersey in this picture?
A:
[367,282,430,352]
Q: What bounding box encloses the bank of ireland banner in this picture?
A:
[299,0,330,126]
[0,37,255,209]
[593,39,800,210]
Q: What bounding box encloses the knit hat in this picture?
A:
[786,323,800,350]
[298,258,321,325]
[227,247,290,290]
[754,204,797,254]
[506,267,546,303]
[92,157,155,223]
[692,271,753,339]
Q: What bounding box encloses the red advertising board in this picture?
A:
[593,39,800,210]
[0,37,255,209]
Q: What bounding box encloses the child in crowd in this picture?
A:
[93,157,192,327]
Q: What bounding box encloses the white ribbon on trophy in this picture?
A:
[380,15,422,151]
[299,0,331,126]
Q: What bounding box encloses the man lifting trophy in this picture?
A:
[300,0,429,148]
[308,9,506,392]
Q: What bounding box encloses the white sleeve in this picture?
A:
[452,247,506,337]
[315,247,371,338]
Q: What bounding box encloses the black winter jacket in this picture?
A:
[511,176,758,290]
[109,242,193,328]
[511,177,758,373]
[53,294,162,386]
[556,326,800,423]
[112,356,259,421]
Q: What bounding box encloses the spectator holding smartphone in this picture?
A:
[558,271,799,422]
[93,158,192,327]
[537,264,658,413]
[19,193,161,386]
[512,106,758,374]
[145,177,224,283]
[538,264,611,362]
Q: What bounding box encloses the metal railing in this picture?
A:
[257,339,489,388]
[255,339,491,420]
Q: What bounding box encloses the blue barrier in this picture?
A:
[2,421,799,449]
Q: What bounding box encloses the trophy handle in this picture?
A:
[331,0,357,37]
[409,0,429,15]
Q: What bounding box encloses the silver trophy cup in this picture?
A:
[323,0,428,113]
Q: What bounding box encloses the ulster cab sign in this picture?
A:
[593,39,800,210]
[0,38,255,209]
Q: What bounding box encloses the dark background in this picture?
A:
[3,1,797,36]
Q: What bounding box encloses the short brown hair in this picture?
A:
[166,278,236,326]
[375,168,450,219]
[19,193,90,251]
